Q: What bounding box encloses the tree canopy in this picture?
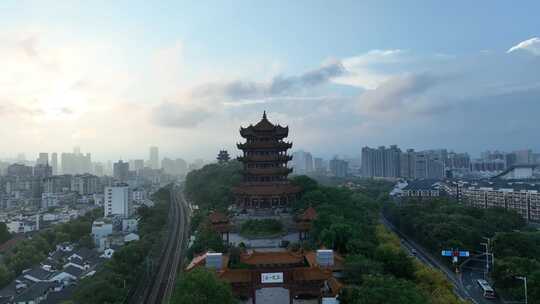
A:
[170,268,236,304]
[184,161,242,211]
[384,197,538,303]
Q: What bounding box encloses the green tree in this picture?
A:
[344,255,383,284]
[0,264,13,288]
[73,275,125,304]
[320,222,355,253]
[0,222,11,244]
[171,268,236,304]
[339,275,428,304]
[374,244,415,280]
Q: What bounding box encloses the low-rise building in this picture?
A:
[91,219,113,252]
[442,180,540,222]
[399,180,445,199]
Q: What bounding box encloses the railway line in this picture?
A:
[134,184,190,304]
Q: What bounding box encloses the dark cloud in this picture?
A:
[151,102,211,128]
[194,61,346,101]
[360,73,441,113]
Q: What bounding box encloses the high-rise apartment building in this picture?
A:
[292,151,314,175]
[514,149,533,164]
[314,158,325,173]
[61,150,92,174]
[361,145,401,178]
[161,158,188,176]
[7,164,33,177]
[363,145,447,179]
[37,153,49,165]
[129,159,145,173]
[400,149,416,179]
[113,160,130,181]
[446,152,470,169]
[33,164,52,178]
[104,185,130,217]
[71,174,100,195]
[50,153,58,175]
[329,158,348,178]
[149,146,159,169]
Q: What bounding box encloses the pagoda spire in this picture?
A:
[262,110,267,119]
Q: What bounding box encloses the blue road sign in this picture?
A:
[441,250,452,257]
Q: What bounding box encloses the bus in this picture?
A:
[476,279,496,299]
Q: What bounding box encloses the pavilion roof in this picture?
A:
[239,112,288,137]
[298,207,318,221]
[327,277,344,296]
[292,267,332,281]
[208,211,229,224]
[218,269,251,283]
[240,250,304,265]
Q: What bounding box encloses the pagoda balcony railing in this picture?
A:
[243,167,293,175]
[238,180,293,186]
[237,142,293,150]
[237,155,293,162]
[240,128,288,139]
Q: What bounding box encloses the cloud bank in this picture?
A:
[507,37,540,56]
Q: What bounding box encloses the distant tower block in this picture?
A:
[233,111,302,210]
[217,150,231,163]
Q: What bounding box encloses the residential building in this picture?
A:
[292,151,314,175]
[329,158,348,178]
[113,160,129,181]
[7,164,33,177]
[445,180,540,222]
[104,185,130,217]
[149,146,159,169]
[61,150,92,175]
[50,152,58,175]
[514,149,533,164]
[36,153,49,166]
[400,149,416,178]
[33,164,52,178]
[314,157,326,174]
[361,145,401,178]
[71,174,100,196]
[91,219,113,251]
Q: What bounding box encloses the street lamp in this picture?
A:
[516,276,527,304]
[481,236,495,270]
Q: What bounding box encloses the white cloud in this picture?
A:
[507,37,540,55]
[333,49,407,89]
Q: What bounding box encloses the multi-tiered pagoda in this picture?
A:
[233,112,302,210]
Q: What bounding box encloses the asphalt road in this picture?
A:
[460,257,502,304]
[380,216,499,304]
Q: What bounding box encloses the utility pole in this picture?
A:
[481,236,494,275]
[516,276,527,304]
[480,242,489,279]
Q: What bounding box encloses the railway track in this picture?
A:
[134,184,189,304]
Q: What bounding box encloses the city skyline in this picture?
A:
[0,1,539,160]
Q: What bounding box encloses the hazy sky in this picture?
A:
[1,1,539,161]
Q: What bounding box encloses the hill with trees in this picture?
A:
[178,162,464,304]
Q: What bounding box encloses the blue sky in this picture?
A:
[0,1,539,161]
